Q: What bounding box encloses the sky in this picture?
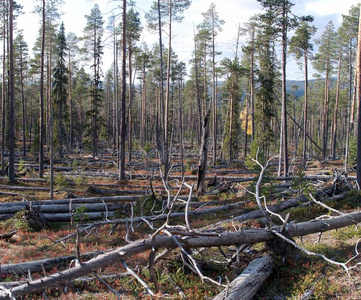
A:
[18,0,360,81]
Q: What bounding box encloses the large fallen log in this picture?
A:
[213,254,273,300]
[2,210,361,299]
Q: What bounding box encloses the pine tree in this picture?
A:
[14,32,29,158]
[52,22,68,158]
[83,4,104,158]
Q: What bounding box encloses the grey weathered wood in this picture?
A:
[0,185,50,191]
[213,254,273,300]
[2,210,361,298]
[0,251,103,275]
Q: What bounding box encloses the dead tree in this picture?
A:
[196,109,211,196]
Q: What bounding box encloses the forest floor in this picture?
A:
[1,150,361,299]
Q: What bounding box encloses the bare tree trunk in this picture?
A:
[20,45,26,157]
[332,56,342,160]
[8,0,15,182]
[212,32,217,165]
[244,92,249,157]
[322,68,330,159]
[356,5,361,187]
[196,109,210,196]
[303,52,309,168]
[1,0,7,177]
[128,49,133,162]
[194,27,202,145]
[278,2,289,177]
[39,0,46,178]
[119,0,127,180]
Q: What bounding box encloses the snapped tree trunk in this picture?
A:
[196,109,211,196]
[213,255,273,300]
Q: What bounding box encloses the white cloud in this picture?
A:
[304,0,357,16]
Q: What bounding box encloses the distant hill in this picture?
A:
[286,79,319,98]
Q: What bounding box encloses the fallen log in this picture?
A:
[42,211,115,222]
[0,177,47,183]
[0,251,104,276]
[2,209,361,299]
[213,254,273,300]
[0,185,50,192]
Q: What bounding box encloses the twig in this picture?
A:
[163,229,226,287]
[148,247,160,292]
[184,182,194,232]
[309,194,344,215]
[121,261,154,296]
[93,272,121,299]
[272,230,361,277]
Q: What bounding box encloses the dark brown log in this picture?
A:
[196,109,211,196]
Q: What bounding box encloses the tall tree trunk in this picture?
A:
[140,62,146,146]
[20,46,26,157]
[8,0,15,182]
[355,5,361,187]
[278,2,289,177]
[250,33,255,143]
[1,0,7,177]
[322,67,330,159]
[332,56,342,160]
[163,4,172,180]
[228,84,234,163]
[156,0,165,166]
[193,27,202,145]
[244,92,250,157]
[303,52,309,169]
[128,49,133,162]
[212,30,217,165]
[119,0,127,180]
[39,0,46,178]
[68,52,73,149]
[196,109,210,196]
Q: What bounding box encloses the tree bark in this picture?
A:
[39,0,46,178]
[213,255,273,300]
[356,4,361,187]
[119,0,127,180]
[8,0,15,182]
[196,109,211,196]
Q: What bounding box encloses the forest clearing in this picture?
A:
[0,150,361,299]
[2,0,361,298]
